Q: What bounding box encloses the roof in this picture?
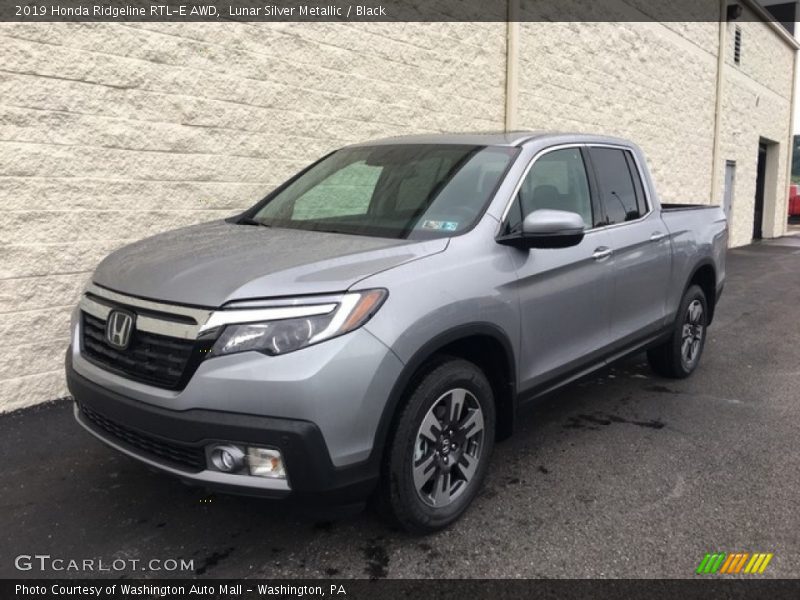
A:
[348,131,639,149]
[350,131,550,148]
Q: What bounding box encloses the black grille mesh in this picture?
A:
[81,312,198,389]
[80,403,205,472]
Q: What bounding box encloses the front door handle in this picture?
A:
[650,231,666,242]
[592,247,613,261]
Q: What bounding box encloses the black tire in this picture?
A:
[647,284,708,379]
[380,357,495,533]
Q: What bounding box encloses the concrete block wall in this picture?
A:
[718,11,795,246]
[0,22,507,411]
[516,20,719,209]
[516,15,794,249]
[0,17,795,411]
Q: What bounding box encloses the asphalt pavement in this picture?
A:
[2,238,799,579]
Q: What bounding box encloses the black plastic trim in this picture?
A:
[67,352,378,503]
[661,203,722,211]
[517,325,672,404]
[496,229,585,249]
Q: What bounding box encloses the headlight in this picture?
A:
[208,289,387,357]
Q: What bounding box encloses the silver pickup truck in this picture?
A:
[67,132,727,532]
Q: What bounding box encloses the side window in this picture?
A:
[292,160,381,220]
[507,148,593,231]
[589,148,646,225]
[625,152,648,217]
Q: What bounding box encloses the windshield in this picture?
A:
[249,144,518,239]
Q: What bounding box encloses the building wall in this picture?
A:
[717,10,796,246]
[0,16,795,412]
[515,15,795,249]
[516,20,720,210]
[0,22,507,412]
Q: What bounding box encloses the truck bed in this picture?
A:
[661,203,721,212]
[659,203,727,322]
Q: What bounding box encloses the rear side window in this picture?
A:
[589,148,647,225]
[506,148,593,231]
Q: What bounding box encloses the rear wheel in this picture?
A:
[647,284,708,379]
[381,358,495,533]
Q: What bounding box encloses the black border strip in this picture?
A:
[0,0,793,23]
[4,579,800,599]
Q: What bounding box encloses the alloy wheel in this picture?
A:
[681,299,705,368]
[412,388,485,508]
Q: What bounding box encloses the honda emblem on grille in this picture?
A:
[105,310,135,350]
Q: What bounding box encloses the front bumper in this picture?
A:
[67,354,380,502]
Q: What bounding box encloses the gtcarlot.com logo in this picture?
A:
[14,554,194,573]
[696,552,773,575]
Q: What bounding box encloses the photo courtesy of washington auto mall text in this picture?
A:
[2,0,800,598]
[15,583,348,597]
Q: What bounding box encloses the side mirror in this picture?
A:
[497,209,586,249]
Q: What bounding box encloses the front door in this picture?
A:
[504,147,613,391]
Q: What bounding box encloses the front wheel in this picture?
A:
[381,357,495,533]
[647,284,708,379]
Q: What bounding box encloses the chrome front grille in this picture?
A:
[81,312,197,389]
[78,284,214,390]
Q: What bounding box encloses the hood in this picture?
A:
[92,220,448,307]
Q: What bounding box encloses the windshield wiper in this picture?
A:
[239,217,271,228]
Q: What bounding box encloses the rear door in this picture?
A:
[505,146,614,390]
[586,146,671,342]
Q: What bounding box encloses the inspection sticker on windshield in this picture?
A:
[422,220,458,231]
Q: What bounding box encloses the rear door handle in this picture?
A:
[650,232,666,242]
[592,247,612,261]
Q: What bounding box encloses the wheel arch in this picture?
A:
[370,323,517,475]
[684,260,717,324]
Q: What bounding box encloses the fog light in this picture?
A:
[209,444,245,472]
[247,447,286,479]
